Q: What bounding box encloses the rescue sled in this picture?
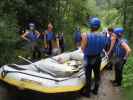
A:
[0,49,108,93]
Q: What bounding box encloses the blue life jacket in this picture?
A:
[56,33,65,48]
[84,32,107,56]
[114,39,128,58]
[58,34,64,41]
[27,31,38,41]
[47,31,54,41]
[74,31,81,43]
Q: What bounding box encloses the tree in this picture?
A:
[123,0,133,39]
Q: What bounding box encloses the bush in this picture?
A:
[123,53,133,88]
[0,13,19,65]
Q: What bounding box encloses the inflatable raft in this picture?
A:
[0,49,108,93]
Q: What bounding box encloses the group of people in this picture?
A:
[20,17,131,98]
[79,17,131,97]
[21,22,65,59]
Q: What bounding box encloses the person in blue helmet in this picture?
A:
[74,26,81,49]
[81,17,108,97]
[111,27,131,86]
[21,23,41,59]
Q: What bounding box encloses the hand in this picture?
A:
[107,52,111,57]
[123,56,128,60]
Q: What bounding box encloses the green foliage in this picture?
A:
[0,14,18,39]
[122,0,133,88]
[123,86,133,100]
[100,9,122,27]
[0,10,19,65]
[123,0,133,39]
[0,40,17,65]
[123,53,133,88]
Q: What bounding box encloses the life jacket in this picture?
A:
[47,31,54,41]
[26,31,38,41]
[56,33,64,48]
[57,33,64,41]
[74,31,81,43]
[114,39,128,58]
[84,32,107,56]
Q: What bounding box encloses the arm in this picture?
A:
[121,42,132,59]
[21,32,30,42]
[81,33,87,52]
[35,30,40,38]
[107,33,117,55]
[43,33,47,48]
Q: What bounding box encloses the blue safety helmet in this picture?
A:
[114,27,124,37]
[29,23,35,27]
[90,17,101,29]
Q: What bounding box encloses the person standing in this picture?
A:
[104,27,117,70]
[21,23,41,59]
[81,17,107,97]
[111,27,131,86]
[46,23,55,55]
[56,32,65,53]
[74,26,81,49]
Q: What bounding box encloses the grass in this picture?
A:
[122,44,133,100]
[122,86,133,100]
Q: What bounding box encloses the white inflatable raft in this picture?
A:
[0,49,108,93]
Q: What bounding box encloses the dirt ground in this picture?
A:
[0,70,124,100]
[78,70,123,100]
